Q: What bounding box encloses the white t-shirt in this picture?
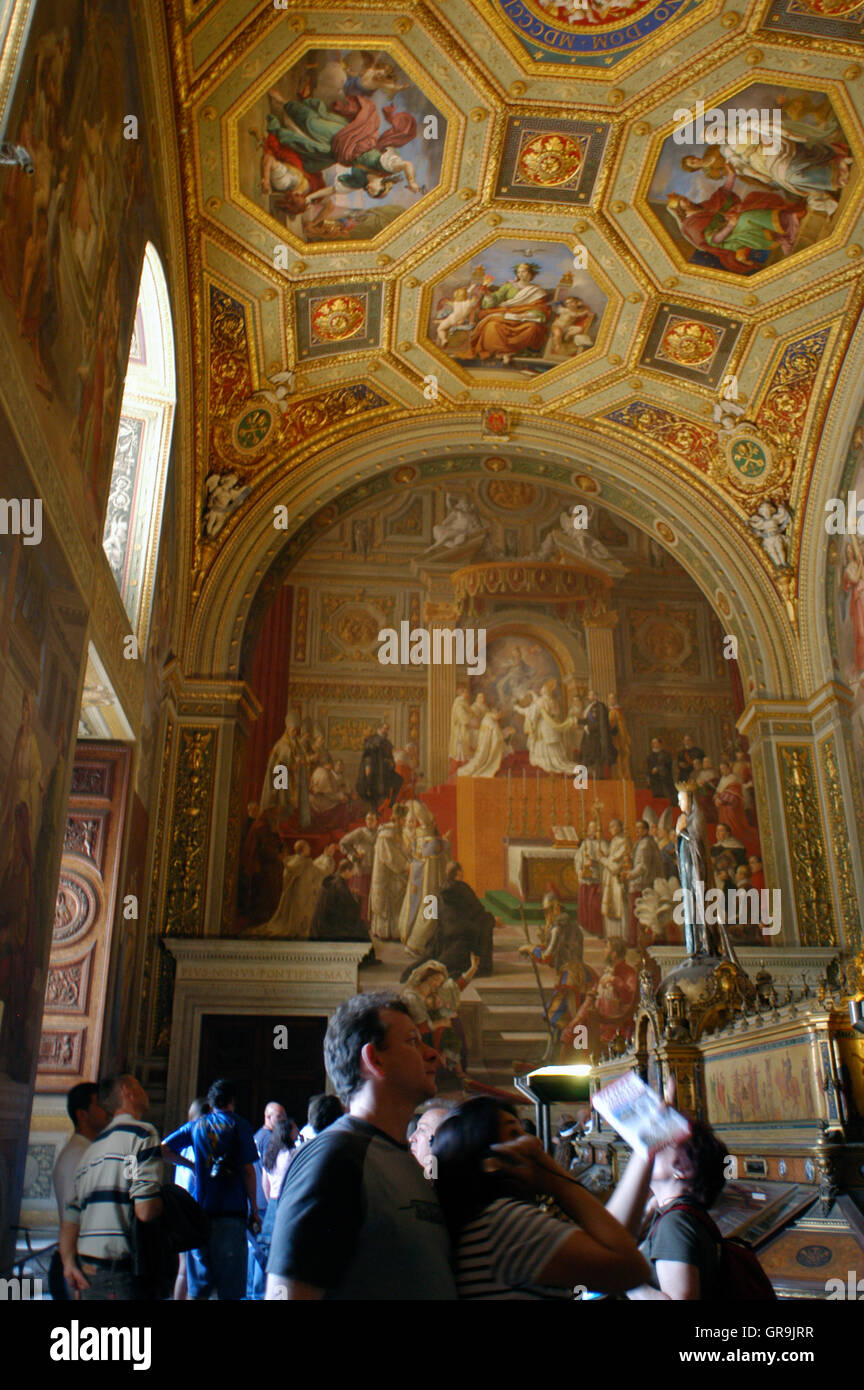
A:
[262,1146,292,1203]
[53,1133,90,1224]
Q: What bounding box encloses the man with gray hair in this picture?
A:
[60,1074,163,1300]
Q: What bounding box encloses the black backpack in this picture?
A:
[663,1200,777,1301]
[130,1185,212,1298]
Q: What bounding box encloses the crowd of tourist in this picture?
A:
[52,990,769,1301]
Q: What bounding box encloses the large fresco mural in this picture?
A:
[0,0,168,1265]
[0,0,152,543]
[0,402,88,1247]
[427,239,607,374]
[239,46,448,243]
[648,84,854,275]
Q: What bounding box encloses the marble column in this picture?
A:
[583,611,619,698]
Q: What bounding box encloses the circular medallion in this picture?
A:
[53,874,98,945]
[655,520,676,545]
[731,439,768,479]
[483,456,509,473]
[311,295,365,343]
[393,465,417,484]
[658,319,719,368]
[493,0,690,60]
[795,1244,832,1268]
[517,133,582,188]
[314,505,338,528]
[233,404,275,454]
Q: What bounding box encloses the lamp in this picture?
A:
[514,1063,592,1152]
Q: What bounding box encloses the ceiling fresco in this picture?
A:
[162,0,864,642]
[237,45,449,243]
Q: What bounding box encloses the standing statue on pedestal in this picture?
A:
[675,781,721,958]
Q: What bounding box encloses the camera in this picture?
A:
[210,1153,238,1181]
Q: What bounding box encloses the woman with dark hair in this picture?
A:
[259,1114,297,1263]
[606,1085,730,1300]
[431,1097,649,1299]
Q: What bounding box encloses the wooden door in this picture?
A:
[196,1014,327,1130]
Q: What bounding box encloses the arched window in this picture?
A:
[0,1,36,136]
[102,243,176,647]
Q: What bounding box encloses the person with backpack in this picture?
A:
[162,1078,259,1300]
[605,1083,775,1301]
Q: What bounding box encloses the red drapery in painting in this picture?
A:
[728,656,745,720]
[244,585,293,808]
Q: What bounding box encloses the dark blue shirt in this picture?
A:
[165,1109,258,1217]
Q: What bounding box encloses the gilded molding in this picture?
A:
[164,726,218,938]
[817,734,860,951]
[779,745,836,948]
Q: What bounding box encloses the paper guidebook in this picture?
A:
[591,1072,690,1157]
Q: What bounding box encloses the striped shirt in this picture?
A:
[455,1197,574,1300]
[64,1113,162,1261]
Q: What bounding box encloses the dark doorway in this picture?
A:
[197,1014,327,1130]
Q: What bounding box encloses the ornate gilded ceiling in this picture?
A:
[161,0,864,671]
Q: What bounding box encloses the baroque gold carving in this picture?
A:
[165,728,217,938]
[452,561,612,606]
[819,735,861,951]
[779,746,836,947]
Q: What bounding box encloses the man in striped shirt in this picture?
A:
[60,1074,163,1300]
